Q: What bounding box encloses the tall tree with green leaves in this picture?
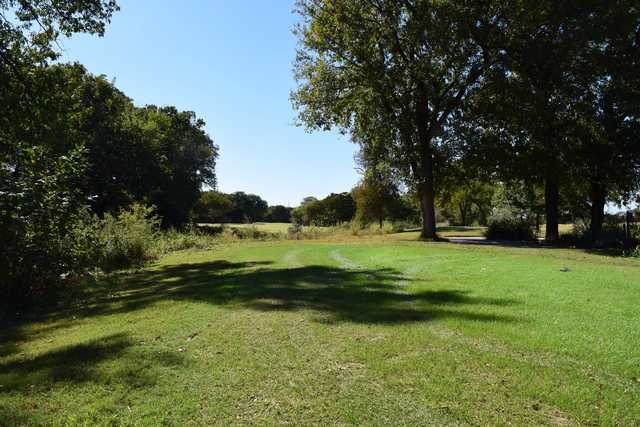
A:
[292,0,505,238]
[1,0,119,305]
[475,1,640,242]
[567,3,640,242]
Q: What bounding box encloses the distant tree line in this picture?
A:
[193,191,292,224]
[291,193,355,226]
[193,188,421,228]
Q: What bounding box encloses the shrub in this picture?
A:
[222,225,284,240]
[560,222,637,249]
[72,204,161,272]
[286,224,338,240]
[100,204,161,271]
[287,223,303,235]
[157,226,221,253]
[485,217,535,241]
[0,148,88,310]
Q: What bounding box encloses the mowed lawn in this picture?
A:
[1,239,639,425]
[204,222,295,233]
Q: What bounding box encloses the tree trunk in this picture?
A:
[544,175,560,242]
[476,204,488,226]
[419,181,437,239]
[589,181,606,244]
[459,204,468,226]
[415,85,437,240]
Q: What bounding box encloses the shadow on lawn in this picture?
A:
[0,332,185,397]
[0,260,520,412]
[80,260,520,325]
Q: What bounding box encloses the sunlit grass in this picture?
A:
[220,222,295,233]
[1,237,638,425]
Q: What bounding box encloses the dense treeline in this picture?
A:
[291,193,356,226]
[1,1,217,306]
[193,191,292,224]
[193,188,420,228]
[293,0,640,243]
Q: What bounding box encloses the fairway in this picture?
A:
[2,238,639,426]
[207,223,296,233]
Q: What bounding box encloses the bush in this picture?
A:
[157,226,221,253]
[560,222,637,249]
[485,217,535,241]
[100,204,161,271]
[0,148,89,310]
[286,224,343,240]
[351,221,393,236]
[72,204,161,272]
[286,220,411,239]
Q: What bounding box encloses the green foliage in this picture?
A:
[126,106,218,227]
[228,225,272,240]
[193,192,292,225]
[0,146,88,308]
[490,182,544,225]
[0,0,118,70]
[292,192,355,226]
[292,0,507,238]
[192,192,233,224]
[561,221,638,250]
[73,204,161,272]
[352,220,403,236]
[352,178,398,227]
[485,218,535,241]
[438,180,496,226]
[265,205,292,223]
[226,192,269,223]
[157,226,223,253]
[0,0,122,309]
[0,0,221,307]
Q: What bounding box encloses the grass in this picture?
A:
[435,225,487,237]
[204,222,295,233]
[2,235,639,425]
[213,222,488,238]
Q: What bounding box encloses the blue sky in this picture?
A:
[61,0,360,207]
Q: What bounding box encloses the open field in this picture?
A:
[206,223,490,238]
[210,222,295,233]
[2,236,639,425]
[204,223,574,240]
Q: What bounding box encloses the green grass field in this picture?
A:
[215,222,295,233]
[208,223,573,239]
[2,237,639,425]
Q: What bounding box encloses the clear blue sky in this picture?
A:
[61,0,360,207]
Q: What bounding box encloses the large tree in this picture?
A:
[568,3,640,243]
[192,191,233,223]
[1,0,119,304]
[226,192,269,223]
[471,1,639,242]
[292,0,505,238]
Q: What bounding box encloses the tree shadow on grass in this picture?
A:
[0,261,271,359]
[0,332,185,395]
[79,260,521,325]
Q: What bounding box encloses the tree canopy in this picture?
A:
[293,0,640,242]
[292,0,508,238]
